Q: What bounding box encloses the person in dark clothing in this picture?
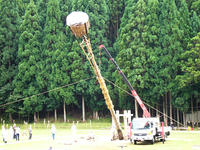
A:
[13,123,16,139]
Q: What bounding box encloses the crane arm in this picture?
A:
[99,45,150,118]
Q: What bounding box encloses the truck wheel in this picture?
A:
[167,131,170,136]
[162,138,165,144]
[134,140,137,145]
[162,135,166,144]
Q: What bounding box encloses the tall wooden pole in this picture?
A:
[66,11,123,139]
[82,37,123,140]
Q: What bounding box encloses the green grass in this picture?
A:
[128,131,200,150]
[1,118,112,130]
[0,122,200,150]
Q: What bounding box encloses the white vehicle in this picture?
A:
[99,45,171,143]
[130,117,171,144]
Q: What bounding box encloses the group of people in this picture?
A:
[187,121,200,128]
[1,123,32,143]
[2,122,77,143]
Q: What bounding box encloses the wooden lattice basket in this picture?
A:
[70,21,90,38]
[66,11,90,38]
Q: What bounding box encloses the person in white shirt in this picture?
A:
[51,124,56,140]
[71,122,77,141]
[2,126,8,143]
[15,127,20,141]
[9,126,13,141]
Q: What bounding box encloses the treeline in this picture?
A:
[0,0,199,125]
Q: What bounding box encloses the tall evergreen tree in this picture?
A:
[179,33,200,86]
[175,32,200,112]
[114,0,161,113]
[0,0,19,121]
[13,0,43,121]
[107,0,126,44]
[41,0,72,121]
[143,0,162,106]
[157,0,185,124]
[158,0,183,96]
[176,0,191,48]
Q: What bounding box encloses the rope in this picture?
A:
[103,77,185,126]
[0,76,95,109]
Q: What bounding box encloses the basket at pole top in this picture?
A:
[66,11,90,38]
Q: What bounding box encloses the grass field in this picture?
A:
[0,121,200,150]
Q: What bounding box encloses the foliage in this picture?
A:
[0,0,199,121]
[178,33,200,87]
[13,0,43,115]
[0,0,19,117]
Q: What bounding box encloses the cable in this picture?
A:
[0,76,95,109]
[103,77,185,126]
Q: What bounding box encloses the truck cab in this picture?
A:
[130,118,160,144]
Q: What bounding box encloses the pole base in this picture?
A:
[117,129,124,140]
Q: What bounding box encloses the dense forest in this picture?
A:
[0,0,200,126]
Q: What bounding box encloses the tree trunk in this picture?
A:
[191,98,194,128]
[34,112,37,122]
[96,111,99,119]
[54,109,57,122]
[135,100,138,118]
[37,112,40,121]
[148,107,151,116]
[82,96,85,122]
[28,114,30,123]
[183,112,186,127]
[173,106,176,125]
[9,113,13,123]
[163,96,166,124]
[93,111,99,119]
[63,101,66,123]
[47,112,50,120]
[177,109,179,128]
[18,113,20,121]
[165,93,168,125]
[169,92,173,125]
[156,103,159,117]
[196,100,198,127]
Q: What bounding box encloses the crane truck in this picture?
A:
[99,45,171,144]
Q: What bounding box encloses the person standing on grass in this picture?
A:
[29,125,32,140]
[9,126,13,141]
[71,122,77,141]
[13,123,16,139]
[15,126,20,141]
[2,126,8,143]
[51,124,56,140]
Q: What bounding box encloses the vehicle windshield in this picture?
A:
[132,121,150,130]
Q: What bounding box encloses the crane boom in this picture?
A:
[99,45,150,118]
